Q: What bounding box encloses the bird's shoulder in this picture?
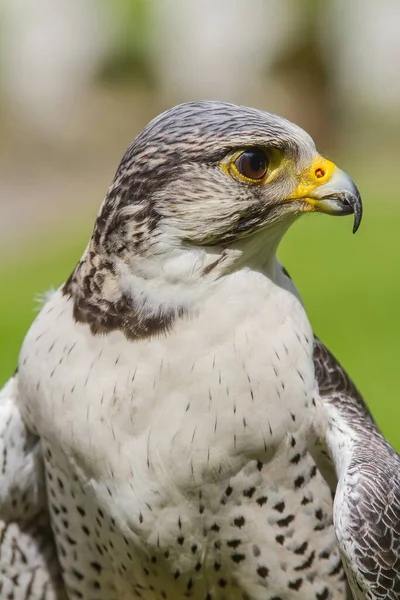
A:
[280,264,400,598]
[311,333,400,599]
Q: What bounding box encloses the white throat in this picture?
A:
[115,222,293,319]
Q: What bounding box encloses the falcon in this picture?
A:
[1,101,399,600]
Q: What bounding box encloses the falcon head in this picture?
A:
[65,102,362,337]
[95,101,361,257]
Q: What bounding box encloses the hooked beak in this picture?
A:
[288,157,363,233]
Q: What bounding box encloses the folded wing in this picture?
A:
[0,376,66,599]
[312,338,400,600]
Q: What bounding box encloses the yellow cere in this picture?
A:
[287,156,336,200]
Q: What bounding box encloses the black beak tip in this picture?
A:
[339,187,363,234]
[351,195,363,234]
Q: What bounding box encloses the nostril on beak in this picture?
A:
[315,167,325,179]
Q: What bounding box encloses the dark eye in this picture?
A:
[234,148,269,180]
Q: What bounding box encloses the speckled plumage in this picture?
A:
[0,379,67,599]
[1,102,399,600]
[313,341,400,599]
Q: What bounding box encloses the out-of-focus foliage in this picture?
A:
[99,0,152,81]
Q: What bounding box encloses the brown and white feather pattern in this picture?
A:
[313,339,400,599]
[0,377,66,599]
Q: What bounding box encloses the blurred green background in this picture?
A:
[1,0,400,449]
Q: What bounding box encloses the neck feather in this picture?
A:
[63,228,287,340]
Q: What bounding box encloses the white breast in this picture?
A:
[17,266,317,539]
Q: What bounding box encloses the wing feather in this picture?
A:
[0,376,66,599]
[312,338,400,600]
